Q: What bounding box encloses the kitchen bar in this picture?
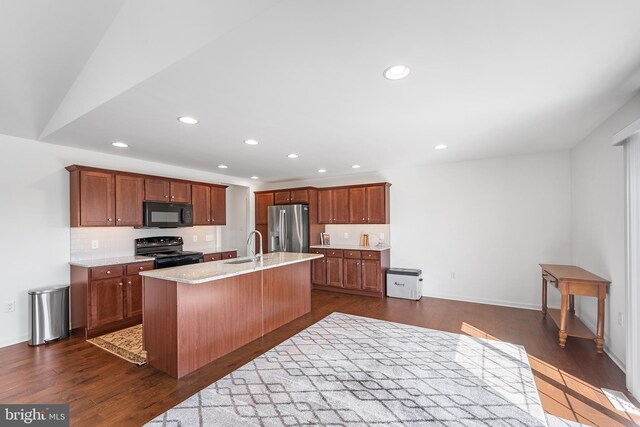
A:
[140,252,323,378]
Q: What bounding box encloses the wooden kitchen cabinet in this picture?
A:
[275,189,309,204]
[325,255,344,288]
[348,184,390,224]
[349,187,367,224]
[115,175,143,226]
[170,182,191,203]
[255,224,268,255]
[191,184,211,225]
[144,178,171,201]
[255,192,274,225]
[79,170,114,226]
[361,258,382,292]
[71,260,154,338]
[343,258,362,289]
[210,186,226,225]
[311,249,326,286]
[318,188,349,224]
[274,191,290,204]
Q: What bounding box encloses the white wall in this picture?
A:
[262,150,573,310]
[221,184,250,257]
[570,92,640,369]
[0,133,256,347]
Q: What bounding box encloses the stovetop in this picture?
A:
[145,250,203,259]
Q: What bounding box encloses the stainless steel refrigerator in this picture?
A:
[267,204,309,253]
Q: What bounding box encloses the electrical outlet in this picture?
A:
[91,240,99,249]
[379,233,385,240]
[450,272,456,279]
[343,232,349,239]
[5,301,15,313]
[206,234,213,242]
[618,312,623,327]
[193,235,198,242]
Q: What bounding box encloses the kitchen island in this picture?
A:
[140,252,323,378]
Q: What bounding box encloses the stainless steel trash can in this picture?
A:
[28,285,70,346]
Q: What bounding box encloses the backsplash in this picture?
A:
[70,226,230,261]
[323,224,390,247]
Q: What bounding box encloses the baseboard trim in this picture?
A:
[427,293,560,312]
[0,335,29,349]
[579,314,626,373]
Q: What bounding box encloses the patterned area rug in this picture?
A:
[146,313,546,426]
[87,324,147,365]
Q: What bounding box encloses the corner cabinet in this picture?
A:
[310,248,390,297]
[192,184,227,225]
[70,261,154,338]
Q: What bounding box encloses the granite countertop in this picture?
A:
[140,252,324,284]
[70,255,155,268]
[310,244,391,252]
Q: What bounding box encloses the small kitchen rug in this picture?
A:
[146,312,546,426]
[87,324,147,365]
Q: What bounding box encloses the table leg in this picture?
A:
[542,277,547,317]
[596,297,605,353]
[559,293,568,348]
[569,295,575,314]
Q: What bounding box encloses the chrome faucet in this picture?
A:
[247,230,264,263]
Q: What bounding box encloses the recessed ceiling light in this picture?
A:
[352,164,361,169]
[434,144,448,150]
[218,164,228,169]
[287,153,299,159]
[318,169,327,173]
[177,116,198,124]
[383,65,410,80]
[251,176,259,180]
[111,141,128,148]
[244,139,259,145]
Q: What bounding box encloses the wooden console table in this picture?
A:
[540,264,610,353]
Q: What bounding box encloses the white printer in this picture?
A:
[386,268,423,300]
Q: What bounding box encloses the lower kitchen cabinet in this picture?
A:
[311,248,390,296]
[203,250,237,262]
[71,261,154,338]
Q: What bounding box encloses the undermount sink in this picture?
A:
[224,258,257,265]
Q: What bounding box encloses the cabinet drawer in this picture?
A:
[326,250,343,258]
[126,261,154,276]
[90,265,124,280]
[222,251,237,259]
[310,248,325,255]
[344,250,361,259]
[204,253,222,262]
[361,251,380,260]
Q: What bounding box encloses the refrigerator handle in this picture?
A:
[282,210,287,251]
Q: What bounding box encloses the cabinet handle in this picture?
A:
[362,217,365,220]
[117,218,121,222]
[171,195,175,199]
[106,271,111,274]
[128,281,132,285]
[212,219,215,222]
[119,282,123,286]
[165,195,169,198]
[139,266,144,270]
[108,218,112,222]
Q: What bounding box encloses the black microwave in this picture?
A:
[143,202,193,228]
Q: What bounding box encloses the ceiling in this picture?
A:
[3,0,640,183]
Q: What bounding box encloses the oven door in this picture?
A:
[143,202,193,228]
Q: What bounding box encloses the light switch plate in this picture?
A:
[206,234,213,242]
[193,235,198,242]
[91,240,99,249]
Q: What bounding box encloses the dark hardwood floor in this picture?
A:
[1,290,638,426]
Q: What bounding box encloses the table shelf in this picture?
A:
[547,308,595,340]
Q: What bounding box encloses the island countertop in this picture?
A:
[140,252,323,284]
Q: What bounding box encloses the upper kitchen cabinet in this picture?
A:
[318,188,348,224]
[114,175,144,226]
[348,184,391,224]
[274,189,310,205]
[255,192,274,225]
[191,184,227,226]
[210,186,226,225]
[77,170,114,227]
[145,178,191,202]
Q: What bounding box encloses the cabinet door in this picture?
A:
[80,171,114,226]
[115,175,143,226]
[145,178,170,201]
[210,186,226,225]
[170,181,191,203]
[191,184,211,225]
[361,259,381,292]
[332,188,349,224]
[318,190,333,223]
[289,189,309,204]
[203,253,222,262]
[326,257,344,288]
[255,193,273,225]
[89,278,124,328]
[349,187,367,224]
[343,258,362,289]
[274,191,290,204]
[125,275,142,318]
[311,250,326,286]
[366,185,387,224]
[222,251,237,259]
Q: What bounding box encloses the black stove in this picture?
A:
[135,236,203,269]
